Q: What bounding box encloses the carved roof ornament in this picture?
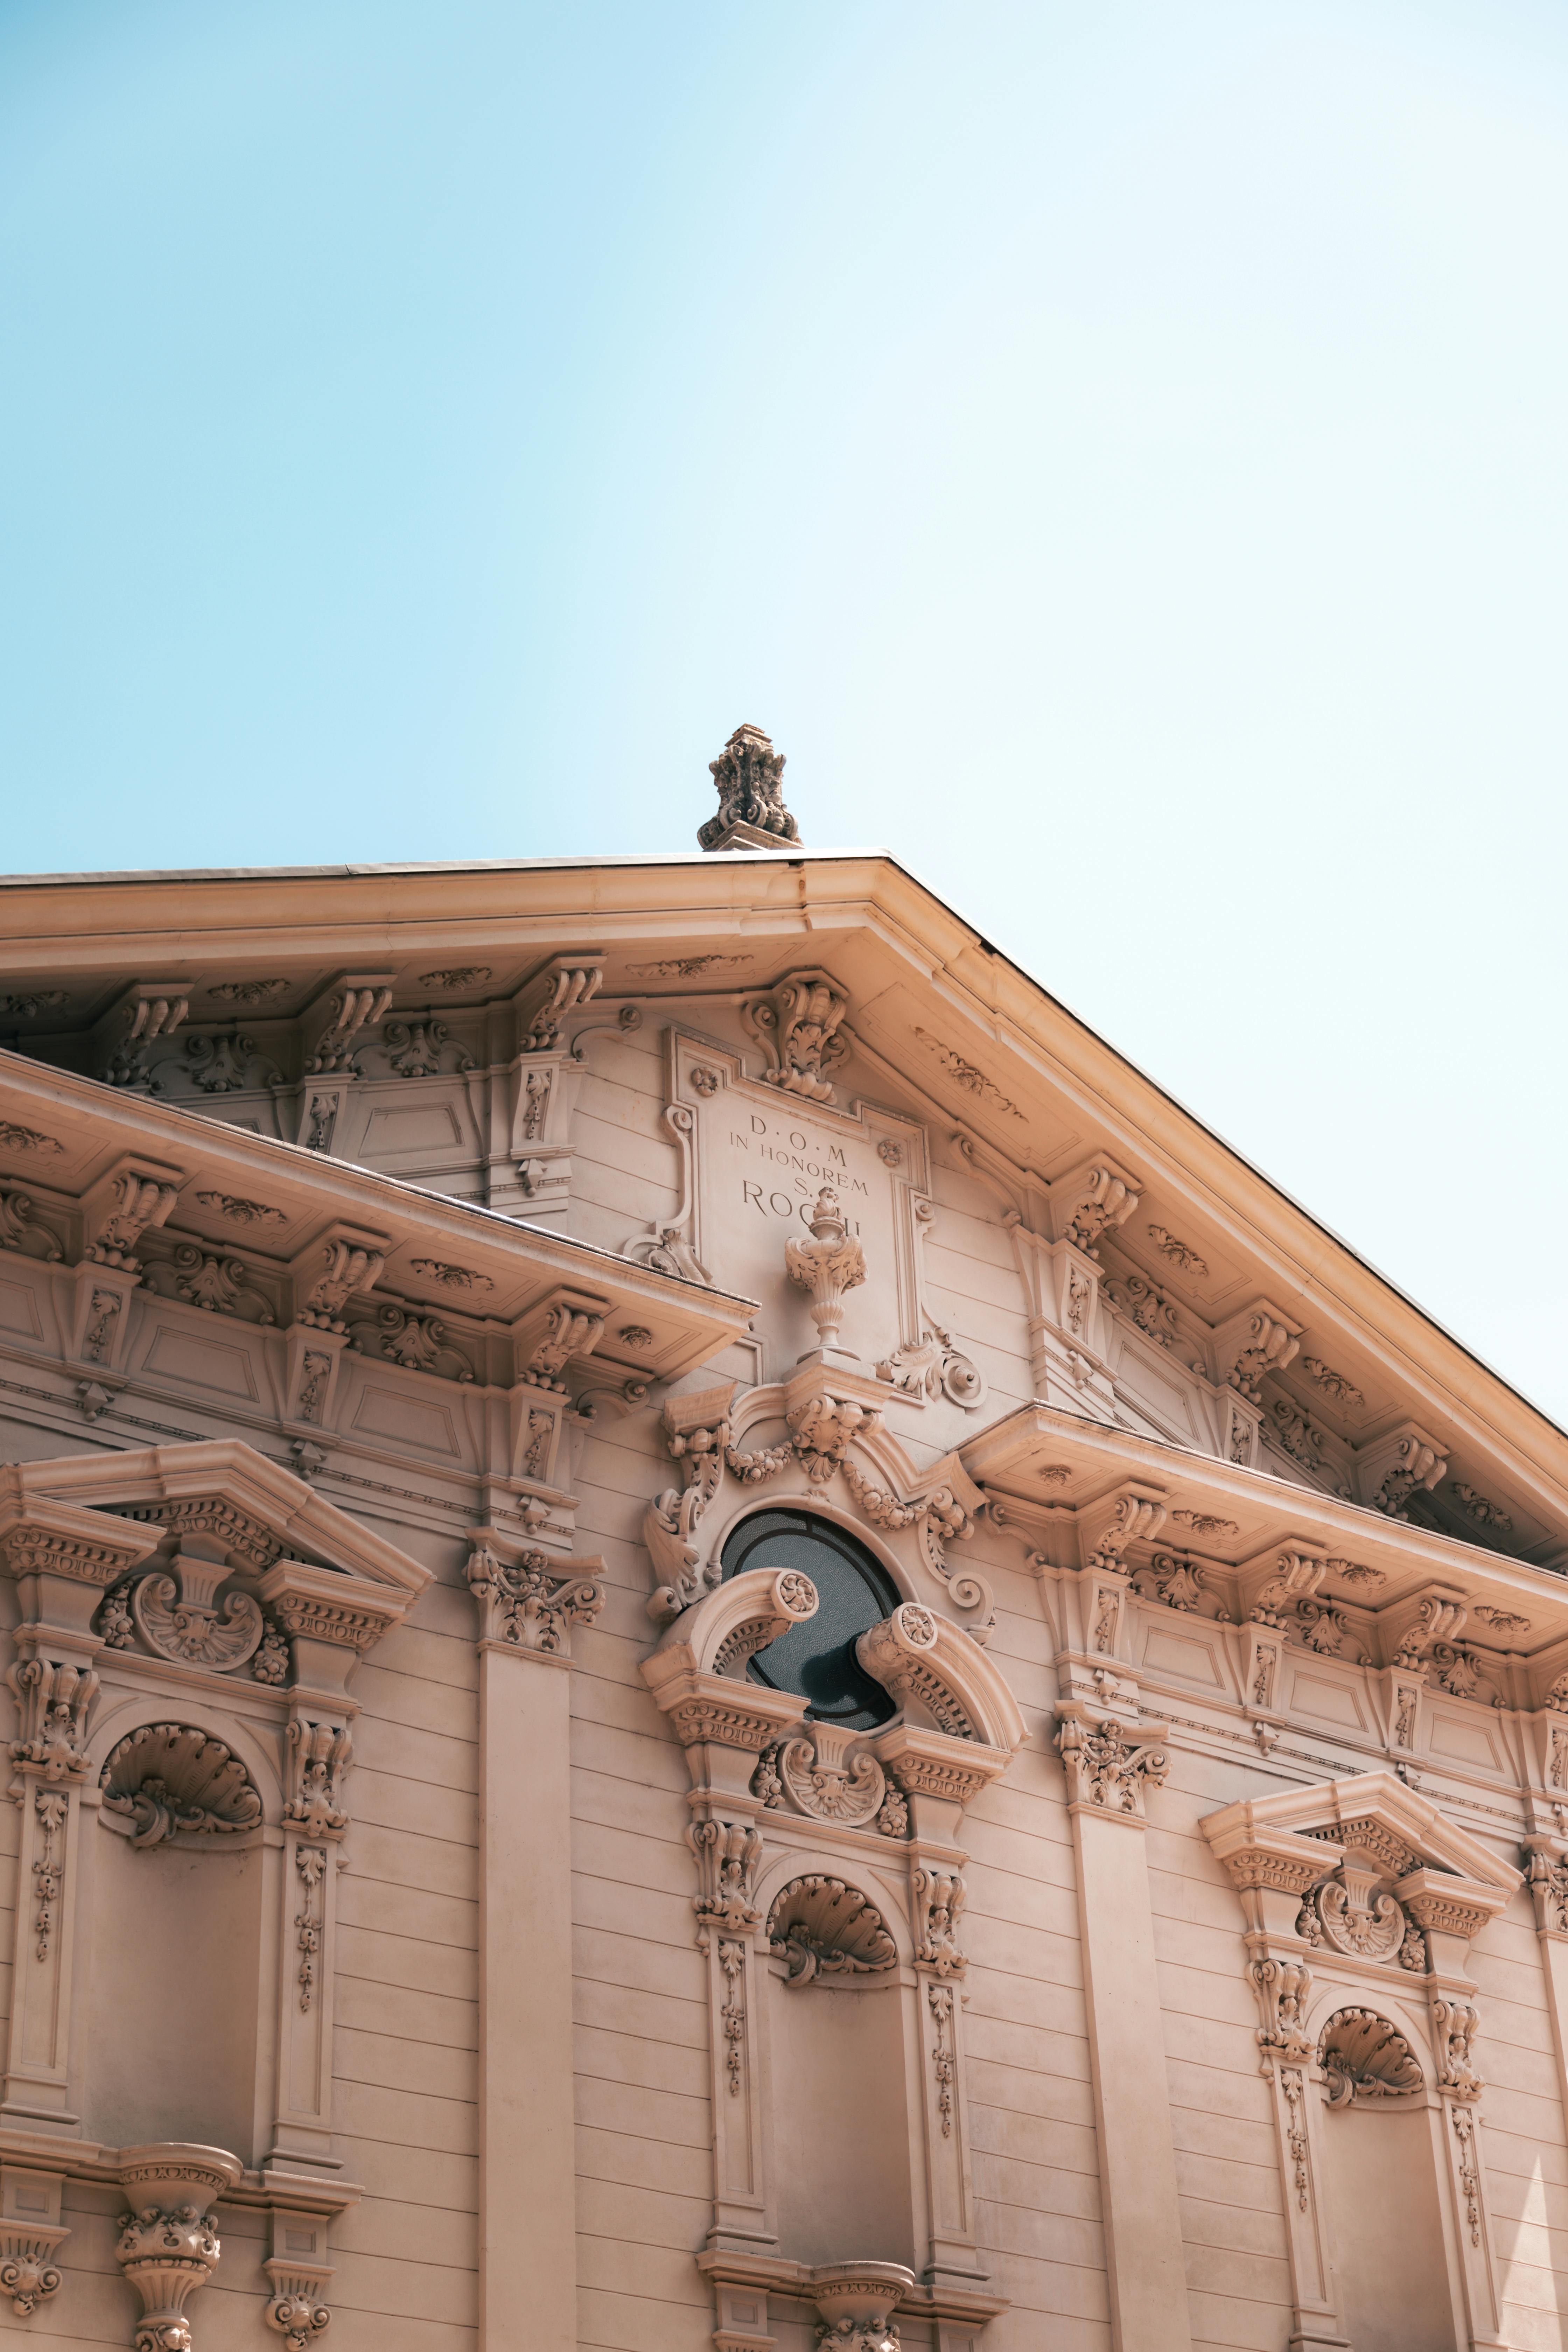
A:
[698,722,801,853]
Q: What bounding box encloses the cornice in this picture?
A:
[963,1399,1568,1656]
[0,1048,756,1373]
[1,845,1565,1513]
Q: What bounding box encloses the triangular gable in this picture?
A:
[0,1438,431,1599]
[1202,1767,1520,1895]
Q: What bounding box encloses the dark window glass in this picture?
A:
[719,1508,901,1729]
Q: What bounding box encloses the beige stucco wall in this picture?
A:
[1,904,1567,2352]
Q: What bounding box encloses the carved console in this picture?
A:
[643,1568,1024,2352]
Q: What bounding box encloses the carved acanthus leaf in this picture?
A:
[1055,1714,1168,1815]
[468,1544,603,1655]
[194,1189,287,1229]
[913,1029,1024,1120]
[912,1864,966,1977]
[350,1302,474,1383]
[1146,1223,1208,1276]
[285,1718,352,1837]
[0,1188,62,1261]
[744,973,849,1101]
[1104,1273,1179,1349]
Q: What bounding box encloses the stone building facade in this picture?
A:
[0,731,1566,2352]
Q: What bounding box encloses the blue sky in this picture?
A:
[5,0,1568,1418]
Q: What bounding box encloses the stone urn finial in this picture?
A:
[785,1186,867,1362]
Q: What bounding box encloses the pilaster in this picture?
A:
[1053,1706,1193,2352]
[467,1530,605,2352]
[0,1492,157,2130]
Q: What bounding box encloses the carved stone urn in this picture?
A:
[785,1187,867,1362]
[810,2260,915,2352]
[115,2144,241,2352]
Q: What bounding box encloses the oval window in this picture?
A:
[720,1508,901,1729]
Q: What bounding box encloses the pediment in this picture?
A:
[0,1437,432,1599]
[1203,1769,1521,1897]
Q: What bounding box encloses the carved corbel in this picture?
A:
[1525,1839,1568,1936]
[1079,1485,1166,1574]
[1380,1584,1469,1673]
[257,2175,356,2347]
[1237,1544,1327,1629]
[0,2162,68,2319]
[513,1288,609,1393]
[741,970,851,1102]
[79,1154,184,1274]
[1214,1301,1302,1401]
[300,973,395,1075]
[6,1654,99,1781]
[466,1537,605,1660]
[255,1560,407,1698]
[91,979,190,1089]
[1051,1156,1142,1259]
[287,1224,390,1334]
[1357,1421,1449,1519]
[515,952,606,1054]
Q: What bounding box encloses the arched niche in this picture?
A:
[79,1707,273,2160]
[1310,2004,1458,2352]
[753,1847,918,2273]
